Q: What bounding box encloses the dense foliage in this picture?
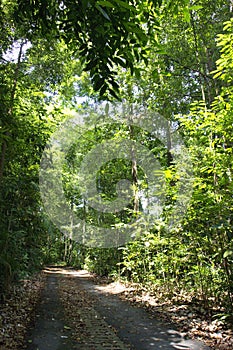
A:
[0,0,233,324]
[13,0,162,98]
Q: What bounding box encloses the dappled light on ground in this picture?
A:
[2,267,233,349]
[58,268,209,350]
[43,267,233,349]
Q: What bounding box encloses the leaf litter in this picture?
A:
[1,268,233,350]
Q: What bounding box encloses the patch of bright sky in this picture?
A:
[2,40,32,62]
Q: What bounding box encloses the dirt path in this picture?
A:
[25,273,76,350]
[24,267,210,350]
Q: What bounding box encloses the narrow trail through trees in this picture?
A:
[25,268,210,350]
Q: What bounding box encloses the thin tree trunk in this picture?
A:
[190,11,212,107]
[128,110,139,213]
[131,144,139,212]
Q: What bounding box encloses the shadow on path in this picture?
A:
[74,270,210,350]
[25,268,210,350]
[25,273,78,350]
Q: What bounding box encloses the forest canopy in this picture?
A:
[12,0,162,98]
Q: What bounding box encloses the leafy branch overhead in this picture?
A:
[13,0,162,98]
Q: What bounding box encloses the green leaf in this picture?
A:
[97,1,115,8]
[114,0,137,12]
[93,77,105,91]
[109,88,120,99]
[100,84,108,95]
[64,325,72,330]
[223,250,233,258]
[83,60,98,71]
[96,5,111,21]
[183,8,191,23]
[189,5,203,11]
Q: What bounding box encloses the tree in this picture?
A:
[10,0,162,98]
[0,30,86,293]
[84,3,233,318]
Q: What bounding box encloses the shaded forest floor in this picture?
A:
[0,267,232,349]
[0,272,45,349]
